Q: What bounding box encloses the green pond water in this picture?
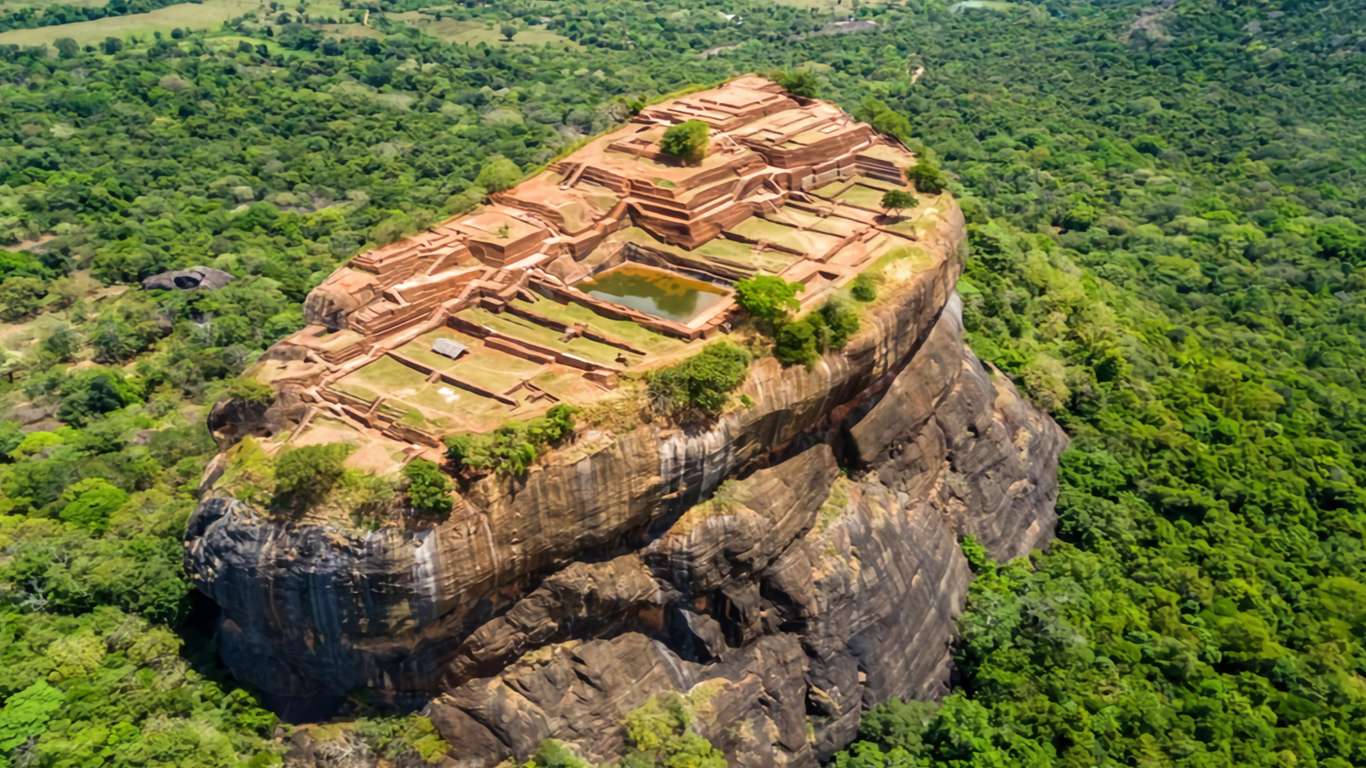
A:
[578,264,728,323]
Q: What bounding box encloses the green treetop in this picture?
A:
[660,120,710,165]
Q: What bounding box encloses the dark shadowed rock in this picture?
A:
[141,266,234,291]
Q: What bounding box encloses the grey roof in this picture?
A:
[432,338,467,360]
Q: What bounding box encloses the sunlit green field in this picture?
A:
[0,0,258,45]
[387,12,578,47]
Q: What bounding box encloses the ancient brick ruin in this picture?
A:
[249,76,933,473]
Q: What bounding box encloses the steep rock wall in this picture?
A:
[420,295,1066,767]
[186,200,1067,765]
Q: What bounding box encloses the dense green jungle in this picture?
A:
[0,0,1362,765]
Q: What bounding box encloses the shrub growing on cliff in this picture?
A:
[354,714,450,765]
[818,299,861,349]
[733,275,802,331]
[773,320,819,367]
[907,160,947,194]
[524,739,593,768]
[647,342,750,420]
[773,300,860,368]
[620,694,726,768]
[659,120,709,165]
[402,458,452,518]
[444,404,577,479]
[224,376,275,406]
[272,442,352,512]
[850,273,879,302]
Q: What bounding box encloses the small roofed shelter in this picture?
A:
[432,338,467,361]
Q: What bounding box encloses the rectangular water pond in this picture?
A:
[577,264,729,324]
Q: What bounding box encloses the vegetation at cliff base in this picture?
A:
[0,0,1360,765]
[523,694,726,768]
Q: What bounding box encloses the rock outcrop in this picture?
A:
[141,266,234,291]
[184,78,1066,766]
[186,219,1065,764]
[417,293,1064,767]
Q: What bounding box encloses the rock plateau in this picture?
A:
[185,77,1065,766]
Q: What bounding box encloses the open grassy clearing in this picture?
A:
[949,0,1019,12]
[833,183,890,210]
[766,205,864,237]
[513,296,688,356]
[697,235,802,274]
[399,329,544,395]
[767,0,886,11]
[399,380,509,426]
[881,208,934,238]
[330,354,514,431]
[0,0,107,9]
[810,215,862,237]
[530,369,602,402]
[386,11,577,47]
[312,22,380,39]
[0,0,257,44]
[729,216,843,255]
[459,307,630,367]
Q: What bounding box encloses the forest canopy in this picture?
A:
[0,0,1362,765]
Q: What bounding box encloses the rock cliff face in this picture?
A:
[185,200,1066,766]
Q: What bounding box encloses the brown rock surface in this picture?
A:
[183,78,1066,766]
[418,296,1065,766]
[185,257,1065,765]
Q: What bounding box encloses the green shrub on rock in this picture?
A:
[659,120,709,165]
[733,275,802,331]
[402,458,452,518]
[272,443,352,512]
[647,342,750,420]
[772,300,860,368]
[850,273,879,302]
[772,68,821,98]
[444,404,578,479]
[818,299,861,349]
[225,377,275,406]
[907,160,947,194]
[773,320,819,367]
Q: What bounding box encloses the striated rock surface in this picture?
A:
[185,194,1066,765]
[420,294,1065,766]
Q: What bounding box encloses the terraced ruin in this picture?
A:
[246,76,943,475]
[188,76,1065,764]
